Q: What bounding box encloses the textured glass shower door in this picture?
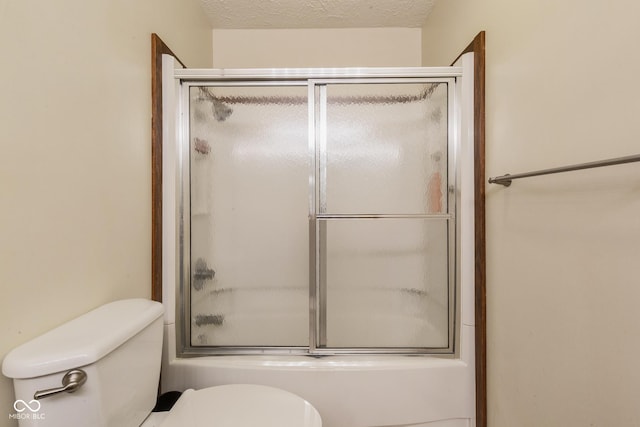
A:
[183,76,456,354]
[316,82,453,350]
[188,84,310,347]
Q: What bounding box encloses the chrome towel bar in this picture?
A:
[489,153,640,186]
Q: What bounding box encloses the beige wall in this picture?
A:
[211,28,421,68]
[4,1,638,424]
[0,0,212,424]
[422,1,640,426]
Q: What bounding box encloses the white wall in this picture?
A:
[211,28,421,68]
[0,1,212,424]
[422,1,640,426]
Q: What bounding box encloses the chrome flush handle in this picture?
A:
[33,369,87,400]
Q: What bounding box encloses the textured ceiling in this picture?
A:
[200,0,437,29]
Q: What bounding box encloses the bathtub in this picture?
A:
[160,323,475,427]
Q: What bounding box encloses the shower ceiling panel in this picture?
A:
[199,0,437,29]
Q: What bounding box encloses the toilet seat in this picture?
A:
[155,384,322,427]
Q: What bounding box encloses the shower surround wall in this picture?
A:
[161,55,476,427]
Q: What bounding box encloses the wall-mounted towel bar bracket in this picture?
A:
[489,153,640,186]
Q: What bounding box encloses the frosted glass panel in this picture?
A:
[324,83,448,214]
[189,85,309,347]
[323,219,450,348]
[182,77,457,354]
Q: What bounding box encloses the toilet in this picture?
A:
[2,299,322,427]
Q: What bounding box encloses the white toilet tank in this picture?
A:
[2,299,164,427]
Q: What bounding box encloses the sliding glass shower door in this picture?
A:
[189,85,310,347]
[184,77,456,354]
[318,82,451,349]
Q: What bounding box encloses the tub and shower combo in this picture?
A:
[159,53,477,427]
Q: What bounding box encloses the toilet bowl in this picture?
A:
[2,299,321,427]
[142,384,322,427]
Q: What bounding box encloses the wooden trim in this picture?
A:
[453,31,487,427]
[151,34,185,303]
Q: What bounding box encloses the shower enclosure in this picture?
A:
[175,69,462,356]
[161,58,477,427]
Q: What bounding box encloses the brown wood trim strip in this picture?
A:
[452,31,487,427]
[151,34,185,303]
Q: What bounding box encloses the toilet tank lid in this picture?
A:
[2,299,164,379]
